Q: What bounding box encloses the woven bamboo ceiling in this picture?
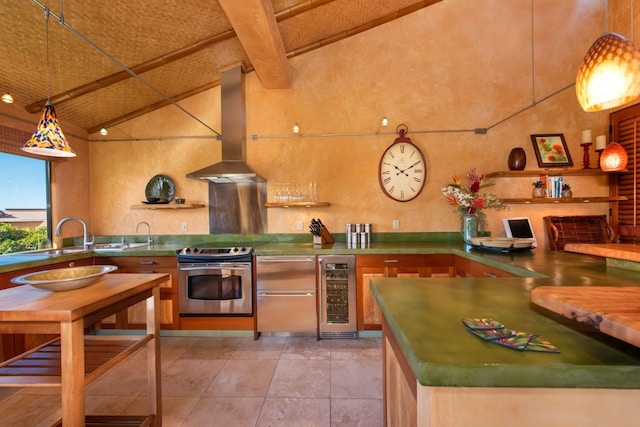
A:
[0,0,440,135]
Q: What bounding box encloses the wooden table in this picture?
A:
[0,273,169,426]
[531,286,640,347]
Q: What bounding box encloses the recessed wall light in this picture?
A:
[99,127,108,136]
[1,93,14,104]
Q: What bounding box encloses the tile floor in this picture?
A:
[0,335,384,426]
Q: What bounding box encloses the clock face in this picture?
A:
[378,142,427,202]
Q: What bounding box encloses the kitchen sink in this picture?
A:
[92,242,151,252]
[22,247,88,255]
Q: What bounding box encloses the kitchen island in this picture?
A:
[0,273,168,427]
[372,276,640,427]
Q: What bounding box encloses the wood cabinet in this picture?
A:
[487,169,626,204]
[384,320,418,427]
[453,256,516,278]
[356,254,455,330]
[98,256,178,330]
[0,257,95,362]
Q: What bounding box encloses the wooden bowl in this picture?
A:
[11,265,118,291]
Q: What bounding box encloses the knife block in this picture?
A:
[314,226,334,246]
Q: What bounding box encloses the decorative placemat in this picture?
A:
[462,318,560,353]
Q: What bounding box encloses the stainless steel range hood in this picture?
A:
[187,65,264,183]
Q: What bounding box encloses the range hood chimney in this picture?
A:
[187,65,264,183]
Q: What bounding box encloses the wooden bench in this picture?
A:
[543,215,616,251]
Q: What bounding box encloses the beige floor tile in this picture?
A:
[257,397,331,427]
[267,359,331,398]
[85,394,138,415]
[0,393,61,426]
[161,358,226,397]
[281,336,332,359]
[331,359,382,399]
[181,337,242,360]
[125,395,200,426]
[232,336,286,359]
[205,359,278,398]
[331,398,384,427]
[330,338,382,360]
[182,397,264,427]
[86,357,148,396]
[0,336,384,426]
[0,387,18,397]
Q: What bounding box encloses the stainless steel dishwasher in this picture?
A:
[256,255,317,336]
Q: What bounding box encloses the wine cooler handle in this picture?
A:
[317,257,324,328]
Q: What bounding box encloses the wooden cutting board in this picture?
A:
[531,286,640,348]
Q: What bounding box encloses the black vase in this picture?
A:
[508,147,526,170]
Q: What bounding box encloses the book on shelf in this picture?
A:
[546,175,564,198]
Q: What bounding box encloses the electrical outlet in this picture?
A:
[181,222,188,232]
[393,219,400,230]
[296,220,303,231]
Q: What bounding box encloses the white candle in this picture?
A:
[596,134,607,150]
[582,129,592,143]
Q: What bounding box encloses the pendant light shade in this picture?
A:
[599,142,628,171]
[22,103,76,158]
[576,32,640,112]
[22,7,75,158]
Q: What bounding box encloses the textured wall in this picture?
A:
[88,0,620,249]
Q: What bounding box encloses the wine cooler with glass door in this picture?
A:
[318,255,357,338]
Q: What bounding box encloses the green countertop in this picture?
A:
[371,274,640,389]
[3,233,640,389]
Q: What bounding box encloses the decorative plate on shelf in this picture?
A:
[145,174,175,203]
[141,200,171,205]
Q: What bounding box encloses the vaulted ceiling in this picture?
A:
[0,0,440,135]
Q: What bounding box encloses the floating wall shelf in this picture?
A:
[131,204,205,210]
[489,169,626,204]
[265,201,331,208]
[502,196,627,204]
[487,169,626,178]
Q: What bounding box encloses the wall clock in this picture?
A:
[378,125,427,202]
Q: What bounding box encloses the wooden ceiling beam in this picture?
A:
[218,0,291,89]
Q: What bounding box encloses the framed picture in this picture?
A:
[530,134,573,167]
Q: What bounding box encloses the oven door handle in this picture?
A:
[258,256,316,263]
[179,264,250,271]
[258,291,315,297]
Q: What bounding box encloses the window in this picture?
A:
[0,152,51,253]
[610,103,640,242]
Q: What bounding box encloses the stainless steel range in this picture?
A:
[177,246,253,316]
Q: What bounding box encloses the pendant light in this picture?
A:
[576,1,640,112]
[22,7,75,158]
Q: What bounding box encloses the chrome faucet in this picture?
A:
[136,221,153,245]
[55,217,94,251]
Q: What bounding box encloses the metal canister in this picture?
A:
[355,223,362,233]
[360,232,368,247]
[351,232,358,247]
[345,224,352,244]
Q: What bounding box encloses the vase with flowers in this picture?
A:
[441,168,508,243]
[532,180,545,198]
